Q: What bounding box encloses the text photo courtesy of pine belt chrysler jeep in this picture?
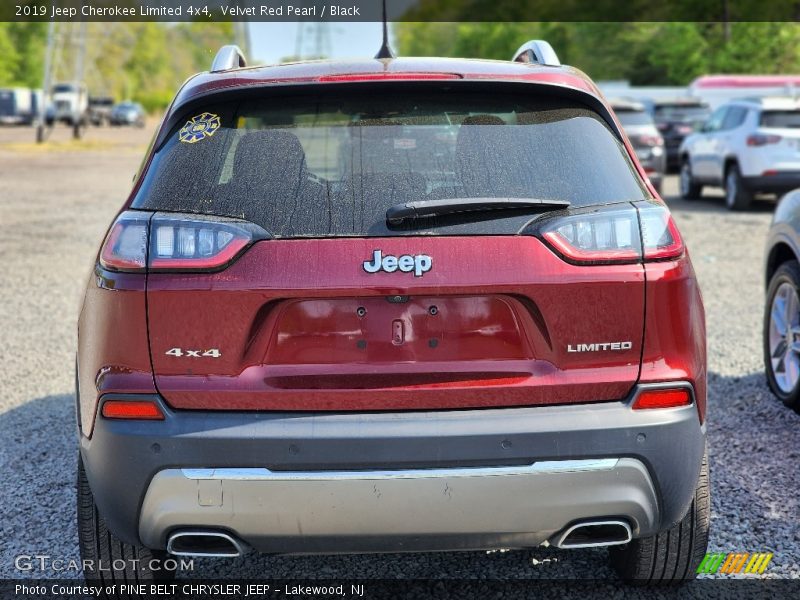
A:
[76,40,709,587]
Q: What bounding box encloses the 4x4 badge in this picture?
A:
[363,250,432,277]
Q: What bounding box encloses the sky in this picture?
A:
[248,22,395,63]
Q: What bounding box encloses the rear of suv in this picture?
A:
[77,42,709,585]
[679,96,800,210]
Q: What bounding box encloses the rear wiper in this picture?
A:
[386,197,570,224]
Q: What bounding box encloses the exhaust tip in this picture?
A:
[167,530,247,557]
[553,520,632,549]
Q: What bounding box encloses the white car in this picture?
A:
[679,97,800,210]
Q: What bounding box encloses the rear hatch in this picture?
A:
[132,84,652,411]
[755,109,800,169]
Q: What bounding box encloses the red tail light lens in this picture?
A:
[102,399,164,420]
[149,215,253,271]
[540,206,642,264]
[318,73,461,82]
[636,134,664,147]
[99,211,265,273]
[747,133,782,146]
[99,212,149,272]
[638,203,684,260]
[632,388,691,409]
[537,203,683,265]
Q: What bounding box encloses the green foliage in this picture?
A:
[395,21,800,86]
[0,22,234,111]
[0,24,21,85]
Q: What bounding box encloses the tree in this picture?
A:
[394,21,800,86]
[0,24,21,86]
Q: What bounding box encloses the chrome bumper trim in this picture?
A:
[181,458,620,481]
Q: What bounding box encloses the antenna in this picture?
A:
[374,0,395,59]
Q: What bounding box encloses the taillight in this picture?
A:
[747,133,782,146]
[99,212,149,272]
[637,202,684,260]
[317,73,461,82]
[535,203,684,265]
[637,134,664,147]
[102,399,164,420]
[149,214,253,271]
[99,211,266,273]
[540,206,642,264]
[632,388,692,409]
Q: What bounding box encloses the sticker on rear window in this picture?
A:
[179,112,221,144]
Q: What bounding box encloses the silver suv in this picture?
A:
[679,97,800,210]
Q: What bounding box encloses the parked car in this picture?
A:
[610,99,666,193]
[763,191,800,410]
[47,82,89,126]
[0,87,35,125]
[109,101,146,127]
[679,97,800,210]
[88,96,115,126]
[651,98,710,170]
[77,41,708,587]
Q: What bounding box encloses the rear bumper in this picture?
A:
[742,172,800,194]
[80,384,705,554]
[142,459,654,553]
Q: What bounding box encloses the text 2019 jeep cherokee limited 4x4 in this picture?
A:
[76,41,709,584]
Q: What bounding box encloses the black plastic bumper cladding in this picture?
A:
[80,390,705,548]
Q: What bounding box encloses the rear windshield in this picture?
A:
[615,109,653,127]
[761,110,800,128]
[133,90,647,237]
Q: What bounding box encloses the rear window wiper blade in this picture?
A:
[386,197,571,224]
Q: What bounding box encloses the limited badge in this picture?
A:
[178,112,221,144]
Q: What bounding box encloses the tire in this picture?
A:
[609,449,710,584]
[78,454,175,587]
[764,260,800,410]
[724,163,752,211]
[679,159,702,199]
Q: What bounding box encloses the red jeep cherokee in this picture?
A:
[76,41,709,583]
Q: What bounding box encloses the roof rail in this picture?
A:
[511,40,561,67]
[211,45,247,73]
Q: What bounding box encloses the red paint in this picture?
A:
[77,270,155,437]
[639,252,707,422]
[79,59,706,424]
[147,236,646,411]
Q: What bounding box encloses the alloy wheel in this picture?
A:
[769,281,800,393]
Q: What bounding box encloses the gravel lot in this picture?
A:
[0,124,798,586]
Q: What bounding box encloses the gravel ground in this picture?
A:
[0,124,798,588]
